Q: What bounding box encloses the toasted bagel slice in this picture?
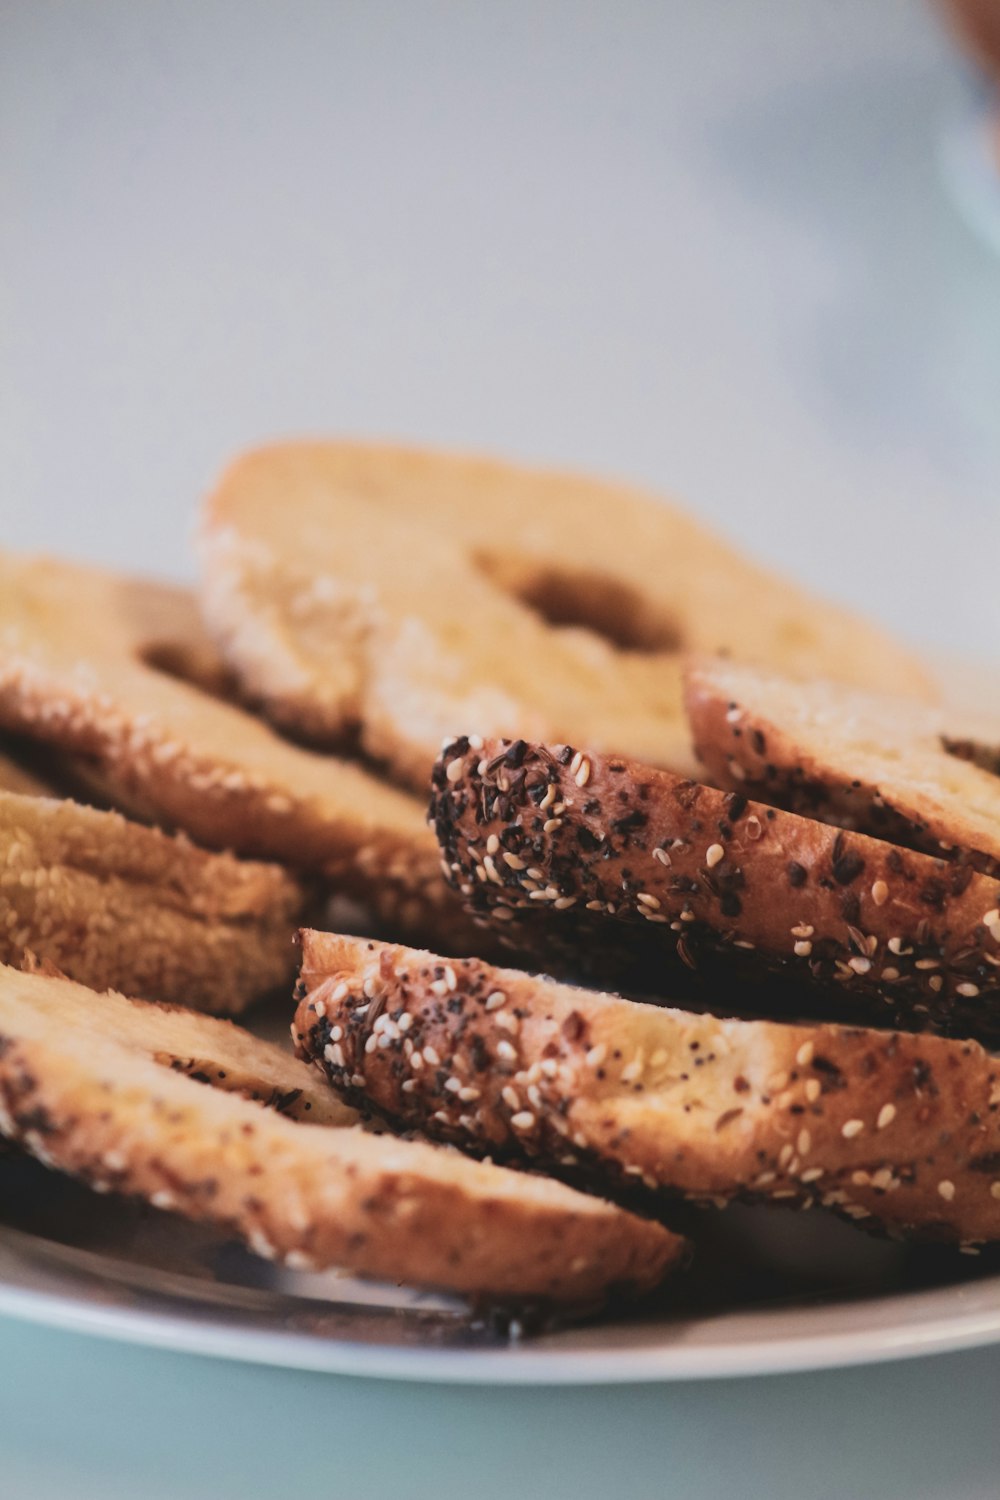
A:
[429,737,1000,1044]
[11,964,353,1123]
[297,932,1000,1248]
[198,441,930,792]
[0,550,482,954]
[0,965,681,1305]
[685,657,1000,878]
[0,788,304,1013]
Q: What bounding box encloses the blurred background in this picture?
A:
[2,0,998,649]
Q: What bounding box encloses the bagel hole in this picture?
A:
[473,549,681,654]
[941,735,1000,779]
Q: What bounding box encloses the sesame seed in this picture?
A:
[848,955,871,975]
[851,1170,871,1187]
[510,1111,536,1130]
[553,895,577,910]
[957,982,980,997]
[929,976,943,992]
[569,751,583,776]
[445,757,464,783]
[805,1079,821,1103]
[794,940,813,958]
[543,818,562,833]
[778,1143,794,1168]
[800,1167,824,1183]
[652,846,671,866]
[484,990,506,1011]
[882,967,900,981]
[991,1182,1000,1200]
[401,1079,417,1093]
[842,1118,864,1138]
[983,908,999,927]
[486,834,500,855]
[586,1043,607,1068]
[458,1086,481,1102]
[331,981,350,1002]
[503,852,526,870]
[705,843,724,869]
[501,1085,521,1111]
[796,1041,814,1067]
[791,923,814,939]
[938,1180,956,1201]
[871,879,889,906]
[496,1039,518,1063]
[445,1076,462,1093]
[914,957,940,971]
[877,1103,897,1130]
[410,1051,424,1070]
[636,892,661,909]
[398,1012,413,1032]
[538,783,557,812]
[797,1129,811,1156]
[888,937,910,956]
[423,1045,441,1067]
[574,757,591,788]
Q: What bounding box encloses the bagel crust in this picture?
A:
[0,964,682,1305]
[199,441,931,791]
[0,551,482,955]
[297,932,1000,1248]
[685,656,1000,878]
[0,789,304,1013]
[429,737,1000,1045]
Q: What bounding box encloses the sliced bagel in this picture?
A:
[685,656,1000,878]
[11,963,353,1124]
[198,441,931,791]
[0,964,681,1305]
[297,931,1000,1248]
[429,736,1000,1044]
[0,788,304,1013]
[0,550,482,954]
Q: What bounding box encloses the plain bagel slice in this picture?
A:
[296,931,1000,1248]
[428,737,1000,1045]
[0,964,681,1305]
[198,441,931,791]
[685,656,1000,878]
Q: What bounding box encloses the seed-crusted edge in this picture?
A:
[0,963,681,1304]
[427,736,1000,1045]
[0,550,485,955]
[296,931,1000,1249]
[684,655,1000,877]
[0,788,305,1014]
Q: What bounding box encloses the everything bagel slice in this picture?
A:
[685,656,1000,878]
[296,931,1000,1248]
[0,964,681,1305]
[199,441,930,791]
[429,737,1000,1044]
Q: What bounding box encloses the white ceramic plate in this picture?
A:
[3,1146,1000,1383]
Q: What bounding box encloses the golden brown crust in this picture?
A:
[199,441,931,792]
[297,931,1000,1247]
[0,551,484,955]
[428,737,1000,1045]
[0,964,682,1303]
[685,656,1000,878]
[0,788,304,1013]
